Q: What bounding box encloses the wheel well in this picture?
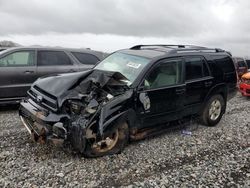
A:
[218,92,226,102]
[201,88,227,116]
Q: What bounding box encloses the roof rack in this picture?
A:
[130,44,208,50]
[130,44,225,54]
[170,48,225,54]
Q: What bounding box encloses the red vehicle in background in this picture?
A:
[239,72,250,96]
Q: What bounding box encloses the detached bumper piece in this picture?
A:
[19,99,68,146]
[239,83,250,96]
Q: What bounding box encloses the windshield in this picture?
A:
[94,52,150,85]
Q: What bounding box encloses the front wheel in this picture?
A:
[200,95,225,126]
[83,122,129,158]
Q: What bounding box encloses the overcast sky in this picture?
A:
[0,0,249,56]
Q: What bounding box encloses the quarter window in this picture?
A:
[145,60,182,89]
[37,51,72,66]
[72,52,99,65]
[185,57,209,80]
[0,51,35,67]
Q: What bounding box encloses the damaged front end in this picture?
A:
[19,70,133,153]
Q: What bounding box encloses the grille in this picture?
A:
[28,85,58,111]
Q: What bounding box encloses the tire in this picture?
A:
[83,122,129,158]
[200,95,225,126]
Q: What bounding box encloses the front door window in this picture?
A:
[144,60,182,89]
[0,51,35,67]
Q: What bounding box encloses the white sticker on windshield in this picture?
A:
[127,62,141,69]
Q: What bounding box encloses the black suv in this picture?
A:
[0,47,105,104]
[19,45,237,157]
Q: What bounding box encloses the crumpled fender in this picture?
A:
[98,90,133,135]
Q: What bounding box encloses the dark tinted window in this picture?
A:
[0,51,35,67]
[213,55,235,73]
[38,51,72,66]
[145,59,182,89]
[72,52,99,65]
[185,57,209,80]
[246,60,250,68]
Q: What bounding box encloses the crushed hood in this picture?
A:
[33,70,93,98]
[33,69,130,107]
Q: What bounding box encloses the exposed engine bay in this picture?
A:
[62,70,131,152]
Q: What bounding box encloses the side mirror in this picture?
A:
[139,92,151,111]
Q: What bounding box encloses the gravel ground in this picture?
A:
[0,94,249,188]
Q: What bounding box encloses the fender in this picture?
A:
[101,108,137,136]
[98,90,133,135]
[200,83,227,114]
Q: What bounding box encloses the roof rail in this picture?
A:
[130,44,208,50]
[170,48,225,54]
[130,44,225,54]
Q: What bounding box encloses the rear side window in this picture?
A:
[72,52,99,65]
[38,51,72,66]
[185,57,209,81]
[213,55,235,73]
[0,51,35,67]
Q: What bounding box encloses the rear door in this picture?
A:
[36,50,79,78]
[71,52,100,71]
[0,50,36,99]
[136,58,185,128]
[184,56,213,115]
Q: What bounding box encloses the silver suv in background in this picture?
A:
[0,47,105,104]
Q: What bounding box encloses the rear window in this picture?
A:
[72,52,99,65]
[38,51,72,66]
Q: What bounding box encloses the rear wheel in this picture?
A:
[83,122,129,158]
[200,95,225,126]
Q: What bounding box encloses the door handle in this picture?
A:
[176,88,186,95]
[24,70,34,74]
[68,69,76,72]
[204,81,212,87]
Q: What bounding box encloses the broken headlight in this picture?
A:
[85,99,99,114]
[69,100,83,114]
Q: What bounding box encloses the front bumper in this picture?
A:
[19,98,69,145]
[239,83,250,96]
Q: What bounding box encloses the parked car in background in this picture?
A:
[233,57,248,78]
[245,59,250,71]
[239,72,250,96]
[19,45,237,157]
[0,47,105,104]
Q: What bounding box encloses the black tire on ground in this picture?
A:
[83,122,129,158]
[200,94,225,127]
